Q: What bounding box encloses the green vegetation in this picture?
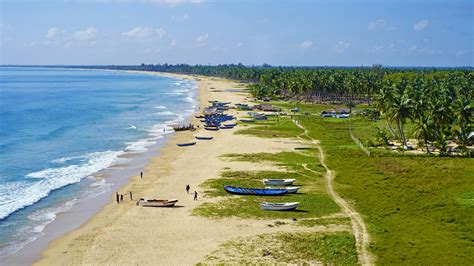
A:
[202,232,358,265]
[297,217,351,227]
[193,157,339,219]
[269,103,473,264]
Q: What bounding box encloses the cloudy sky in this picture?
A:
[0,0,472,66]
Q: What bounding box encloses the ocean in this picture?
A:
[0,67,197,258]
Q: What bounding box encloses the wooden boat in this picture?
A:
[263,179,296,186]
[173,124,195,131]
[177,142,196,147]
[240,119,254,123]
[223,186,287,196]
[195,136,213,140]
[195,115,205,119]
[204,127,219,131]
[260,202,299,211]
[219,125,234,129]
[266,186,300,194]
[224,123,237,127]
[136,198,178,207]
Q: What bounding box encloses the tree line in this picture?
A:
[47,64,473,157]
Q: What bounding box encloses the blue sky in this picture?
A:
[0,0,472,66]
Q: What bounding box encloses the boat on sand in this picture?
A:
[260,202,299,211]
[263,179,296,186]
[136,198,178,207]
[195,136,213,140]
[177,142,196,147]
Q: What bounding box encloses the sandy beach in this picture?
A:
[35,73,347,265]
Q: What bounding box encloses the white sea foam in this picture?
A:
[154,111,177,116]
[0,150,122,220]
[126,125,137,130]
[153,105,167,109]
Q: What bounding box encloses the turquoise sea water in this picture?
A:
[0,67,197,256]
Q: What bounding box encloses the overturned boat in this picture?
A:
[136,198,178,207]
[262,179,296,186]
[260,202,299,211]
[223,186,287,196]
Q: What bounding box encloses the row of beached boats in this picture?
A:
[224,179,301,211]
[176,101,238,146]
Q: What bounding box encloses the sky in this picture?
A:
[0,0,472,66]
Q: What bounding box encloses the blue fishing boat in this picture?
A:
[195,136,213,140]
[223,186,288,196]
[177,142,196,147]
[204,127,219,131]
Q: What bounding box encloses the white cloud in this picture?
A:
[196,33,208,43]
[46,27,60,39]
[334,41,351,54]
[368,19,397,31]
[300,40,314,49]
[73,27,98,41]
[414,19,429,31]
[122,27,166,38]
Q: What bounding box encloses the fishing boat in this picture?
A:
[240,119,254,122]
[260,202,299,211]
[173,124,195,131]
[223,186,287,196]
[262,179,296,186]
[195,115,205,119]
[204,126,219,131]
[223,123,237,127]
[136,198,178,207]
[265,186,300,194]
[177,142,196,147]
[195,136,213,140]
[219,125,234,129]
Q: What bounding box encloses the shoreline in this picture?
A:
[33,72,313,265]
[0,69,199,265]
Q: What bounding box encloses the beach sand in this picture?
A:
[36,74,347,265]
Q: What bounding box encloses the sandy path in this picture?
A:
[293,119,375,265]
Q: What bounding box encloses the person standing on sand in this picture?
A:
[186,184,190,194]
[140,171,143,179]
[116,192,120,204]
[129,191,133,200]
[194,191,198,201]
[120,194,124,202]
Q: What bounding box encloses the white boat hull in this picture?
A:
[260,202,299,211]
[265,186,300,194]
[263,179,296,186]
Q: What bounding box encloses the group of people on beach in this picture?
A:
[116,191,133,203]
[116,172,199,204]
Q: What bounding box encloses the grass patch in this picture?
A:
[236,115,306,139]
[193,168,339,219]
[269,102,474,264]
[297,217,351,227]
[202,232,357,265]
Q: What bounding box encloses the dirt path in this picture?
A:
[293,119,374,266]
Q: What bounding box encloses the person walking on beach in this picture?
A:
[116,192,120,204]
[186,184,190,194]
[194,191,198,201]
[120,194,124,202]
[129,191,133,200]
[140,172,143,179]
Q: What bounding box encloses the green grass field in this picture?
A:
[195,101,473,264]
[272,102,474,264]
